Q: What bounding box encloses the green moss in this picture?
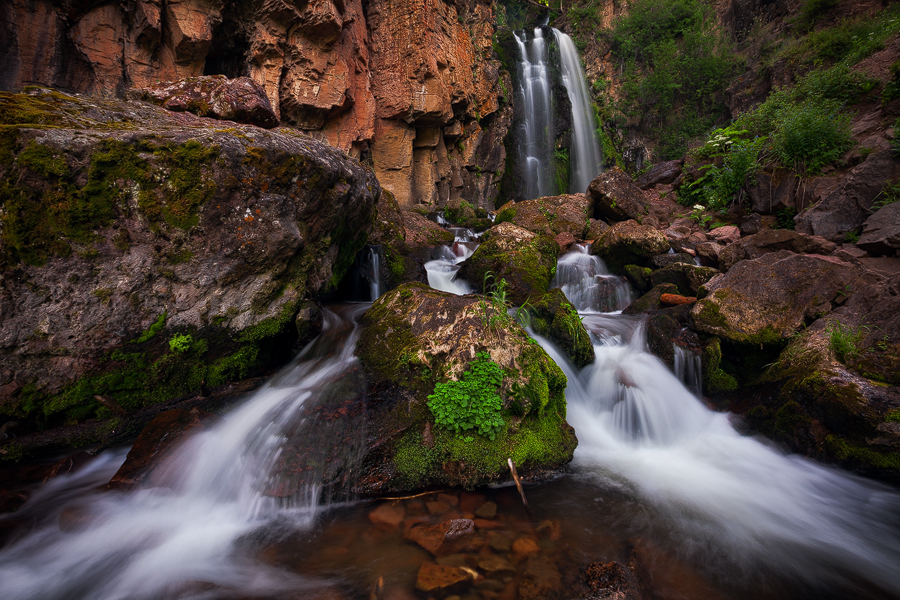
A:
[208,345,260,386]
[132,311,167,344]
[494,204,517,225]
[885,409,900,423]
[527,289,594,368]
[825,434,900,471]
[156,141,218,229]
[702,337,739,393]
[235,299,299,343]
[17,141,68,177]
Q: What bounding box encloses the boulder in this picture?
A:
[591,220,670,273]
[0,89,376,442]
[695,241,724,268]
[707,225,740,245]
[841,271,900,385]
[623,283,679,315]
[495,194,592,238]
[634,160,682,190]
[367,190,426,288]
[691,251,864,345]
[586,219,611,240]
[140,75,279,128]
[527,289,595,368]
[746,170,798,214]
[588,168,649,222]
[795,149,900,241]
[459,223,559,304]
[354,283,576,493]
[649,264,719,296]
[717,229,838,271]
[649,253,694,269]
[739,213,779,236]
[623,264,652,294]
[857,202,900,256]
[402,211,454,256]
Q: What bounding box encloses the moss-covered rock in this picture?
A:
[587,168,649,222]
[355,283,577,493]
[622,283,679,315]
[527,289,595,368]
[622,264,652,294]
[494,193,592,238]
[0,88,377,453]
[701,337,738,393]
[690,251,863,346]
[459,222,559,304]
[367,190,426,289]
[590,220,669,273]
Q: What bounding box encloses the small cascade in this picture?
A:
[554,30,603,193]
[514,28,555,199]
[425,244,475,295]
[531,317,900,596]
[552,244,634,312]
[334,245,382,302]
[673,344,703,398]
[366,245,381,302]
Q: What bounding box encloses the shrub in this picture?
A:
[770,98,852,175]
[427,352,505,440]
[827,321,867,363]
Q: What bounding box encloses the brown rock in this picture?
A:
[142,75,278,128]
[475,501,497,519]
[707,225,740,245]
[496,194,592,238]
[583,561,643,600]
[415,562,472,594]
[427,500,451,515]
[586,219,611,240]
[478,555,515,576]
[591,220,670,272]
[857,202,900,256]
[555,231,577,252]
[696,242,724,267]
[405,518,475,555]
[459,491,486,512]
[717,229,838,271]
[511,536,540,559]
[369,502,406,529]
[660,293,696,306]
[519,556,561,600]
[589,168,649,222]
[634,160,682,190]
[747,170,799,214]
[402,211,454,253]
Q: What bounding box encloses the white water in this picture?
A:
[425,242,475,296]
[0,307,368,600]
[673,344,703,398]
[551,244,634,312]
[514,28,555,199]
[554,30,603,193]
[535,310,900,596]
[366,246,381,302]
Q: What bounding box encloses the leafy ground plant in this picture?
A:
[427,351,505,440]
[827,320,867,363]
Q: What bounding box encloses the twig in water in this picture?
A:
[507,458,529,508]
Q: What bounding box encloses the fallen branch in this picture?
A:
[508,458,529,508]
[376,490,442,501]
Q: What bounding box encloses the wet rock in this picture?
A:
[695,242,724,267]
[402,211,455,255]
[478,555,515,576]
[459,491,486,513]
[586,219,611,240]
[141,75,278,128]
[795,149,900,241]
[717,229,838,271]
[459,223,559,304]
[706,225,740,245]
[623,265,652,294]
[406,518,475,555]
[580,561,643,600]
[591,220,670,273]
[623,284,679,315]
[649,253,694,269]
[660,294,696,306]
[354,283,576,493]
[495,194,592,238]
[556,231,577,253]
[427,500,451,515]
[691,252,864,345]
[475,500,497,519]
[588,168,649,222]
[367,191,426,289]
[519,556,561,600]
[511,536,541,559]
[857,202,900,256]
[488,533,513,552]
[415,562,473,594]
[634,160,682,190]
[527,289,595,368]
[108,408,217,488]
[649,264,719,296]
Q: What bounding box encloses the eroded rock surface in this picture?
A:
[591,220,670,272]
[588,168,649,222]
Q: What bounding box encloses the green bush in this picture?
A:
[168,333,193,353]
[427,351,505,440]
[770,98,852,175]
[786,4,900,66]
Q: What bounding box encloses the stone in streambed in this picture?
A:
[580,561,644,600]
[474,500,497,519]
[622,284,679,315]
[458,222,559,304]
[369,502,406,529]
[406,518,475,555]
[415,562,473,594]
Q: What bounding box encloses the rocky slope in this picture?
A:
[0,0,511,211]
[0,88,377,456]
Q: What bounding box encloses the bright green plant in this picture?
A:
[770,98,852,175]
[776,207,797,230]
[168,333,193,353]
[427,351,505,440]
[826,321,867,362]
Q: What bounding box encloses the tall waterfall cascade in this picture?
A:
[513,28,603,199]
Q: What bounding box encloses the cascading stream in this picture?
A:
[554,30,603,193]
[514,28,555,199]
[424,227,477,295]
[0,306,369,600]
[551,244,633,312]
[543,257,900,597]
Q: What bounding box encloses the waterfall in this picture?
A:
[514,28,556,200]
[366,246,381,302]
[551,244,634,312]
[673,344,703,398]
[533,317,900,596]
[554,30,603,193]
[424,242,475,295]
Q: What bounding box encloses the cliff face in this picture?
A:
[0,0,510,209]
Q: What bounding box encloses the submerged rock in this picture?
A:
[355,283,576,493]
[458,222,559,304]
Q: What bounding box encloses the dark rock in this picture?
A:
[459,222,559,304]
[586,219,611,240]
[649,263,719,296]
[747,170,798,214]
[718,229,838,271]
[857,202,900,256]
[842,271,900,385]
[739,213,779,236]
[649,253,694,269]
[622,284,679,315]
[623,265,652,294]
[695,241,724,267]
[141,75,279,128]
[528,289,595,368]
[691,251,864,345]
[580,560,643,600]
[634,160,682,190]
[591,220,670,273]
[368,191,427,288]
[588,168,649,222]
[795,149,900,241]
[415,562,472,594]
[519,556,562,600]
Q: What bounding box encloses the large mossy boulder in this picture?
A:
[355,283,577,493]
[590,220,670,273]
[495,194,592,238]
[840,271,900,385]
[527,289,595,368]
[458,222,559,304]
[0,89,378,452]
[587,168,648,222]
[690,251,863,345]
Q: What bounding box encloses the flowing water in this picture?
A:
[673,344,703,398]
[551,244,634,312]
[514,28,555,200]
[424,227,477,295]
[554,30,603,193]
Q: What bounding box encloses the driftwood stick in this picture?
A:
[376,490,442,501]
[508,458,529,508]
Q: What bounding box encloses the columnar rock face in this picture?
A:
[0,0,509,210]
